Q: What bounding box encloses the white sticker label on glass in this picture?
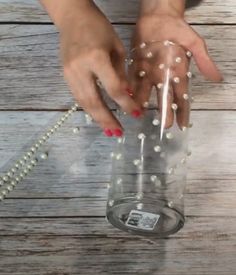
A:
[125,210,160,231]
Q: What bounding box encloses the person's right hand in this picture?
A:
[41,0,143,137]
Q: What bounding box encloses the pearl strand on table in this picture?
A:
[0,102,79,202]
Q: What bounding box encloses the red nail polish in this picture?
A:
[113,128,123,137]
[104,128,113,137]
[125,87,133,97]
[131,109,142,118]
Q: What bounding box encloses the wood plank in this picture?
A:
[0,0,235,24]
[0,217,235,275]
[0,25,235,110]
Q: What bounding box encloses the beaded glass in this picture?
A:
[106,40,193,237]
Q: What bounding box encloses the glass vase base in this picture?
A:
[106,197,185,238]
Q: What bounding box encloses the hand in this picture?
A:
[40,0,143,137]
[129,0,223,129]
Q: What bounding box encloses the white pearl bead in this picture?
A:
[38,139,44,144]
[167,201,174,208]
[150,175,157,182]
[181,157,187,164]
[19,173,25,179]
[175,57,182,63]
[146,51,153,58]
[117,178,123,184]
[107,183,111,189]
[35,143,40,149]
[27,151,33,157]
[10,180,16,186]
[183,93,189,100]
[2,190,7,196]
[30,147,36,152]
[152,119,160,126]
[137,203,143,210]
[159,63,165,70]
[23,169,29,174]
[164,40,170,46]
[74,103,79,108]
[108,199,114,207]
[43,135,49,140]
[182,126,187,132]
[27,164,32,170]
[138,133,146,140]
[173,77,180,83]
[7,185,13,191]
[3,175,9,182]
[110,152,115,158]
[19,160,25,165]
[187,72,192,78]
[136,193,143,200]
[116,153,122,160]
[171,103,178,111]
[71,106,77,111]
[23,155,28,161]
[15,176,20,182]
[166,132,174,139]
[168,167,174,174]
[127,58,134,65]
[31,159,37,166]
[50,128,54,133]
[40,152,48,160]
[154,145,161,152]
[54,125,59,130]
[68,110,73,115]
[139,70,146,77]
[157,83,163,89]
[143,101,149,108]
[15,163,20,169]
[7,171,13,178]
[133,159,140,166]
[140,42,146,49]
[72,127,80,134]
[117,138,123,144]
[57,121,63,126]
[186,51,192,57]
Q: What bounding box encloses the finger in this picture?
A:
[65,70,124,137]
[157,78,174,130]
[92,52,143,118]
[185,28,223,82]
[172,73,191,130]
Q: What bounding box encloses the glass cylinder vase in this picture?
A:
[106,40,193,237]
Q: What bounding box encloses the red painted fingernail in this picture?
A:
[125,87,133,97]
[131,109,142,118]
[113,128,123,137]
[104,128,113,137]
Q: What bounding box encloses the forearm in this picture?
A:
[139,0,186,17]
[40,0,95,30]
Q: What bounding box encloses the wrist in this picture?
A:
[40,0,95,30]
[139,0,186,18]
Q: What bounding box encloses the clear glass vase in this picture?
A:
[106,40,193,237]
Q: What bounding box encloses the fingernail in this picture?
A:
[103,128,113,137]
[131,109,142,118]
[125,87,133,97]
[113,128,123,137]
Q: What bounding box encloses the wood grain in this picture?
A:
[0,0,235,24]
[0,25,235,110]
[0,217,235,274]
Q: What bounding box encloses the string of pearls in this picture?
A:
[0,102,79,202]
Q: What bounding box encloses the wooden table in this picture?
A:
[0,1,236,274]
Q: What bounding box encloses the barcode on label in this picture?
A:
[125,210,160,231]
